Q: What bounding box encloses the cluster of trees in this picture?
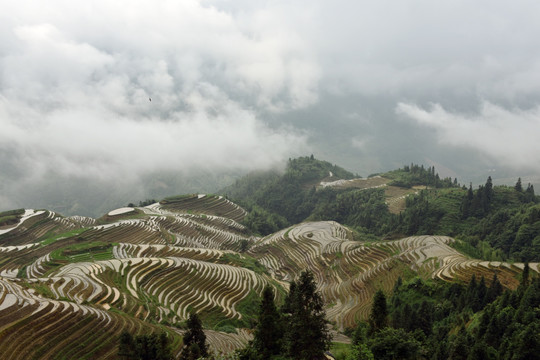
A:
[347,269,538,359]
[223,156,355,235]
[461,177,495,218]
[118,313,208,360]
[238,270,332,360]
[118,332,172,360]
[461,202,540,261]
[242,204,289,236]
[392,176,540,261]
[0,208,24,227]
[387,164,458,189]
[309,187,395,236]
[127,199,157,208]
[514,178,536,202]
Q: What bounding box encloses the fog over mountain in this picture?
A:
[2,1,540,216]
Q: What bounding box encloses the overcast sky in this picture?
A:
[2,1,540,215]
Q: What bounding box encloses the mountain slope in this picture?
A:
[0,193,536,358]
[0,158,538,357]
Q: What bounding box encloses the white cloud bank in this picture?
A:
[396,102,540,170]
[4,0,540,212]
[0,1,315,183]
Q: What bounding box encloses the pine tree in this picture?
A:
[253,286,283,358]
[525,183,536,202]
[369,289,388,334]
[283,270,331,360]
[416,300,434,335]
[448,329,469,360]
[352,322,368,346]
[485,273,503,304]
[485,176,494,203]
[515,178,523,192]
[461,184,474,219]
[475,276,487,311]
[180,313,208,360]
[521,262,530,288]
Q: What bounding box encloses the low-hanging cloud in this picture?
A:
[0,85,307,180]
[4,0,540,213]
[396,102,540,171]
[0,2,315,186]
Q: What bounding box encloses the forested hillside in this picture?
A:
[224,157,540,262]
[341,269,540,360]
[222,156,356,234]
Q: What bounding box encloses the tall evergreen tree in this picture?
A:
[485,176,494,204]
[369,289,388,334]
[461,183,474,219]
[521,262,530,288]
[485,273,503,304]
[416,300,434,335]
[180,313,208,360]
[283,270,331,360]
[253,286,283,358]
[448,329,469,360]
[525,183,536,202]
[515,178,523,192]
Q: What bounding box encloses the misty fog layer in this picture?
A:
[2,1,540,215]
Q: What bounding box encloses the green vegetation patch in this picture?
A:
[40,228,89,246]
[24,281,56,299]
[219,253,268,275]
[198,289,262,332]
[97,209,146,224]
[50,241,115,263]
[330,342,353,359]
[384,163,457,189]
[0,208,25,217]
[0,209,25,227]
[450,239,504,261]
[161,193,198,202]
[0,215,21,227]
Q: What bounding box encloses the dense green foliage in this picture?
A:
[385,164,457,188]
[368,290,388,334]
[180,313,208,360]
[239,270,331,360]
[0,208,24,227]
[242,204,289,236]
[223,156,355,234]
[283,271,332,359]
[118,332,172,360]
[252,286,283,358]
[344,272,539,360]
[127,199,157,207]
[309,187,394,236]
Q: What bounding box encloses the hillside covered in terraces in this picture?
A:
[0,157,538,359]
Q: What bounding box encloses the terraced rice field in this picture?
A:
[0,197,534,357]
[319,176,390,190]
[319,176,421,213]
[250,223,534,329]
